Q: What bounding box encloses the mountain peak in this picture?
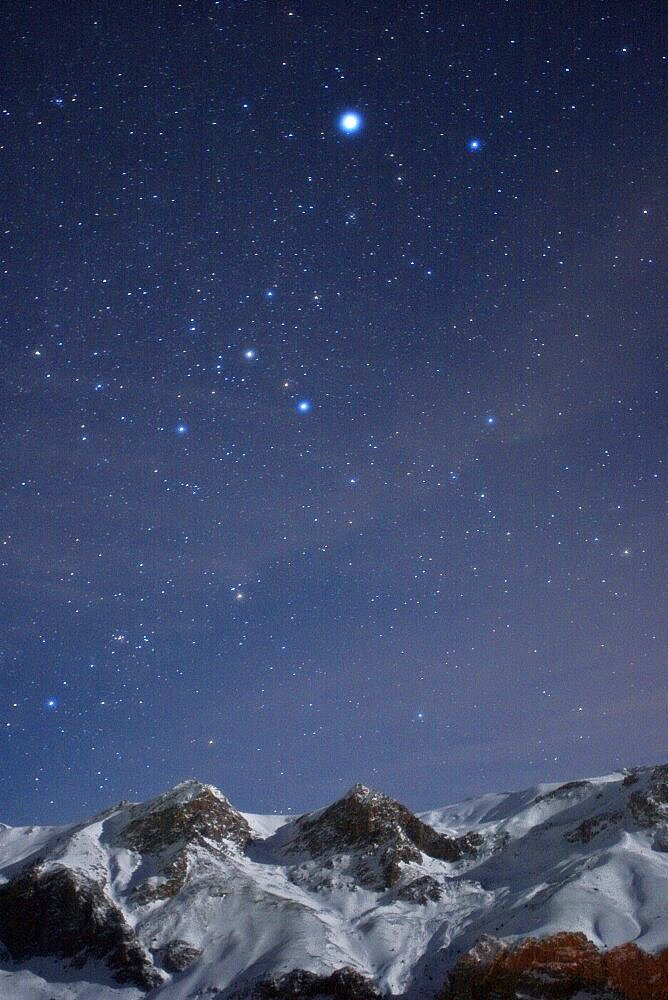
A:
[117,780,251,858]
[344,782,373,799]
[286,783,482,890]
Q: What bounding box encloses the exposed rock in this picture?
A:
[290,784,480,889]
[120,782,252,854]
[233,966,382,999]
[438,931,668,1000]
[653,825,668,852]
[533,780,592,804]
[155,938,202,972]
[627,765,668,828]
[0,861,161,990]
[395,874,442,904]
[117,783,252,902]
[564,811,623,843]
[133,849,190,903]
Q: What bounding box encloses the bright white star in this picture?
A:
[339,111,362,134]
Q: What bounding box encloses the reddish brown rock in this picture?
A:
[438,931,668,1000]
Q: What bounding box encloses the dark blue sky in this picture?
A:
[0,1,665,824]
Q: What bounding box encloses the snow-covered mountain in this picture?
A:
[0,763,667,999]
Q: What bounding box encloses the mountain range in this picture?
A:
[0,762,667,998]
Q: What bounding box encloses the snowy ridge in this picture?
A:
[0,763,666,998]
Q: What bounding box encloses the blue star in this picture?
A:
[468,138,483,152]
[486,415,496,426]
[243,348,257,361]
[296,399,313,414]
[175,422,188,435]
[338,110,362,134]
[45,698,57,710]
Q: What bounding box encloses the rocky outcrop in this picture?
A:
[118,782,252,902]
[564,810,623,843]
[290,784,481,890]
[534,780,592,804]
[627,764,668,827]
[396,874,442,904]
[120,782,252,853]
[0,861,161,990]
[233,966,382,999]
[438,931,668,1000]
[155,938,202,972]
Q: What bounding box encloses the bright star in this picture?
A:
[244,349,257,361]
[175,422,188,435]
[468,138,483,152]
[45,698,57,709]
[339,111,362,134]
[296,399,313,414]
[486,415,496,425]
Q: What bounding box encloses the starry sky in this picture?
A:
[1,2,665,825]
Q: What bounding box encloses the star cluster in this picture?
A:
[0,2,665,823]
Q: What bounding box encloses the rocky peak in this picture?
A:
[112,781,253,903]
[118,781,251,855]
[289,784,481,890]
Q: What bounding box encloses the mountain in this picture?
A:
[0,764,666,999]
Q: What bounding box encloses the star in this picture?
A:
[296,399,313,414]
[45,698,57,710]
[338,111,362,134]
[175,422,188,435]
[243,348,257,361]
[468,138,483,152]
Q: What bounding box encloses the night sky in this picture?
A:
[1,2,665,826]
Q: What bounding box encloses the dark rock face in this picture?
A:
[120,783,252,854]
[118,783,252,902]
[533,780,592,804]
[627,765,668,828]
[291,784,480,890]
[155,938,202,972]
[395,874,442,904]
[564,811,623,844]
[438,931,668,1000]
[236,966,382,999]
[0,862,161,990]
